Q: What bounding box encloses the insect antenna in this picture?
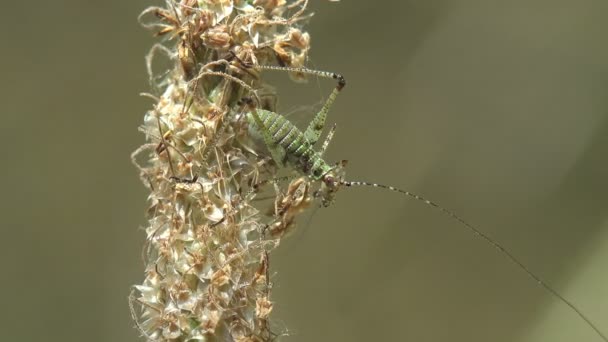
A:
[341,180,607,342]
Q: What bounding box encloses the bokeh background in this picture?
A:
[2,0,608,341]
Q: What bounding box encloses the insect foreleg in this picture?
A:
[319,123,337,157]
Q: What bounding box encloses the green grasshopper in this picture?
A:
[242,65,345,207]
[240,65,607,342]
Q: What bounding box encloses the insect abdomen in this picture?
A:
[247,108,330,180]
[252,109,311,157]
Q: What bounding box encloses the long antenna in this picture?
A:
[342,180,607,341]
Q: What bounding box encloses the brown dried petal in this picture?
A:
[286,28,310,50]
[212,264,232,287]
[162,320,181,339]
[198,0,234,23]
[253,0,287,13]
[197,8,215,24]
[200,307,222,333]
[202,24,232,50]
[255,297,273,319]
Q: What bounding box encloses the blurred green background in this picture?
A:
[2,0,608,341]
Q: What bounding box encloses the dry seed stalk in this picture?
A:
[130,1,320,340]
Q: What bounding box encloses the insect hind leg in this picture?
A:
[253,65,346,145]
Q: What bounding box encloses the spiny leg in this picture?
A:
[253,65,346,145]
[319,123,337,157]
[305,71,344,145]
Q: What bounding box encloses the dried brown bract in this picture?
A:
[268,177,312,238]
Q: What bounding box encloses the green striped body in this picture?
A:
[246,109,332,180]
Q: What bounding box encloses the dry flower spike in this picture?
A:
[131,0,323,341]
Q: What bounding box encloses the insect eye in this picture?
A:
[313,169,322,177]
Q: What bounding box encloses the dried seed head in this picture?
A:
[269,177,312,237]
[255,296,273,320]
[133,1,321,340]
[178,41,197,79]
[254,0,287,15]
[202,24,232,50]
[196,9,216,33]
[273,28,311,80]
